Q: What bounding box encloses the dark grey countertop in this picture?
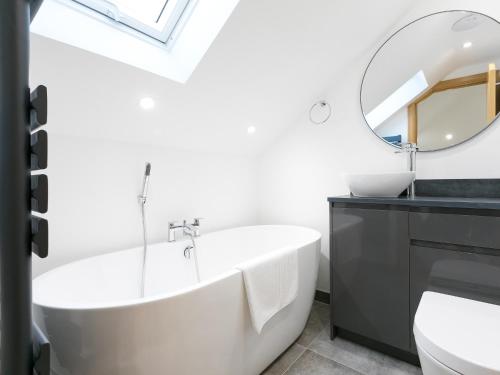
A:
[327,195,500,210]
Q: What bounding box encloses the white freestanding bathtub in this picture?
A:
[33,225,321,375]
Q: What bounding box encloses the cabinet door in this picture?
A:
[410,245,500,352]
[331,206,410,350]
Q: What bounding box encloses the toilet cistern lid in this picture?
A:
[414,292,500,375]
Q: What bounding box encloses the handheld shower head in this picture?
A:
[140,162,151,203]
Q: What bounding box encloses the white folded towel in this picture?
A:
[236,246,299,334]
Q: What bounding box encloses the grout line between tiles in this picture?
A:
[284,349,365,375]
[305,326,323,349]
[306,346,367,375]
[306,349,365,375]
[279,345,307,375]
[335,360,365,375]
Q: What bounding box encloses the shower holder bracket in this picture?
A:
[30,85,47,131]
[31,174,48,214]
[31,130,48,170]
[31,216,48,258]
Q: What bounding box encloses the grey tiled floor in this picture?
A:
[262,301,422,375]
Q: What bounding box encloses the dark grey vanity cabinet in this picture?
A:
[331,206,410,351]
[329,195,500,362]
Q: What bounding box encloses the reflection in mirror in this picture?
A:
[361,11,500,151]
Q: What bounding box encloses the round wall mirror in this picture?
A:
[361,10,500,151]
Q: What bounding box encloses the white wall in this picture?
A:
[257,0,500,292]
[33,0,500,293]
[33,134,257,277]
[29,0,415,158]
[30,0,415,280]
[30,0,418,281]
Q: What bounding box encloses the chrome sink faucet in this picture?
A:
[168,218,202,242]
[396,143,418,198]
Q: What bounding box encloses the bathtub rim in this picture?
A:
[33,225,321,311]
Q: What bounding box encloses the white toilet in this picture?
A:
[414,291,500,375]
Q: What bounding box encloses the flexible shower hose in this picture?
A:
[140,202,147,298]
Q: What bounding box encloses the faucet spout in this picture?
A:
[396,143,418,198]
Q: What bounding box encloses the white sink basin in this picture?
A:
[346,172,416,197]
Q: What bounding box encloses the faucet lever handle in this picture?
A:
[192,217,204,226]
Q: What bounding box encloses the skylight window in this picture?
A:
[31,0,241,82]
[367,70,429,129]
[73,0,192,44]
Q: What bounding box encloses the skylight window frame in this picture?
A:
[71,0,193,46]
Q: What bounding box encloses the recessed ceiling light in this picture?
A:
[445,133,453,140]
[139,97,155,110]
[462,41,472,49]
[247,126,256,134]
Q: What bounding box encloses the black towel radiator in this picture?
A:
[0,0,50,374]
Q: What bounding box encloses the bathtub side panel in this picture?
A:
[35,272,246,375]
